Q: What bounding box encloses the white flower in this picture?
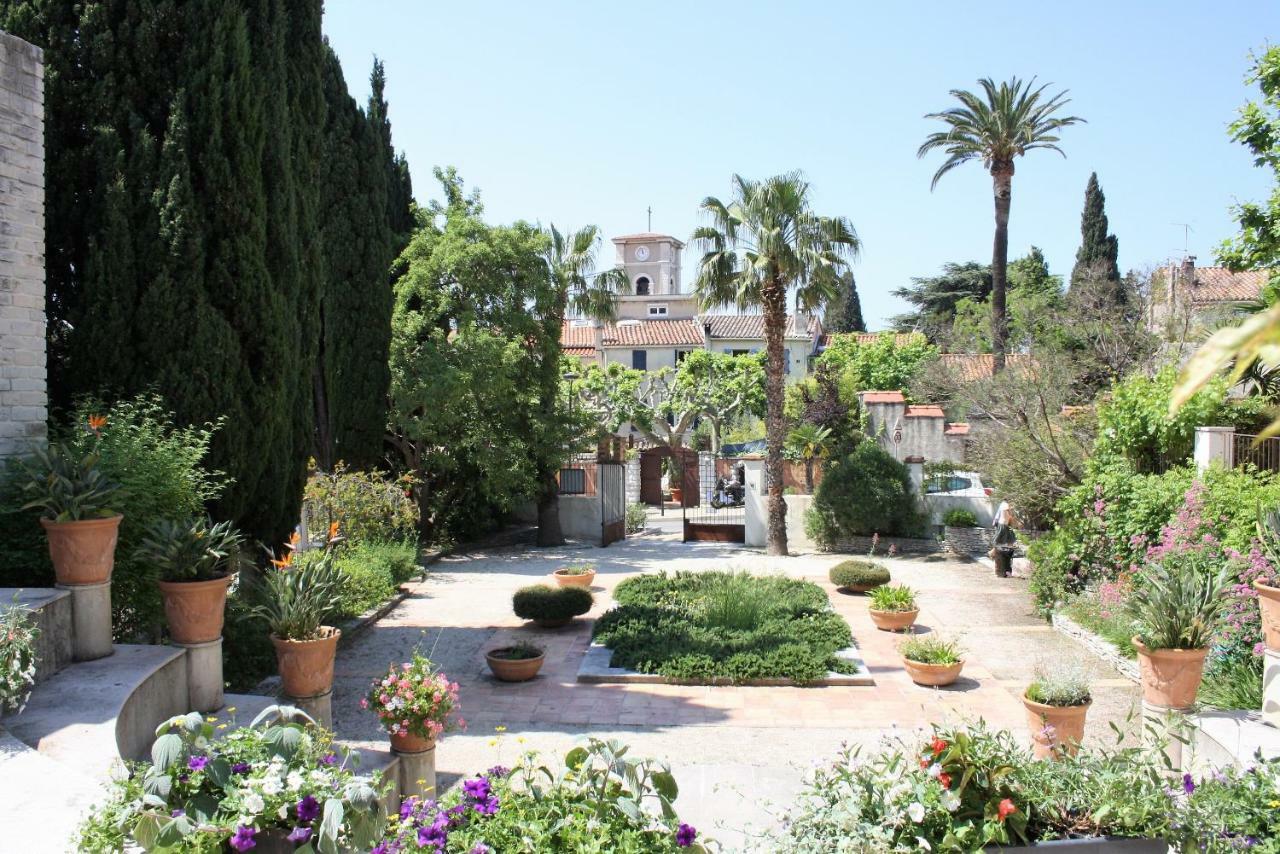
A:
[193,736,209,750]
[244,793,265,815]
[940,790,960,813]
[277,805,288,819]
[926,763,942,779]
[907,802,926,823]
[310,770,329,783]
[261,776,283,796]
[915,838,932,851]
[286,771,304,791]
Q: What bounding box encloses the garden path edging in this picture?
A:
[1050,613,1139,682]
[574,642,874,686]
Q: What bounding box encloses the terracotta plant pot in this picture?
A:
[1023,693,1091,759]
[1255,580,1280,651]
[869,608,919,632]
[486,648,545,682]
[1132,637,1208,708]
[671,487,684,505]
[41,514,123,586]
[271,627,341,699]
[389,730,435,754]
[553,567,596,588]
[902,657,964,687]
[158,573,234,644]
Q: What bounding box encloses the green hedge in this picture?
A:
[512,585,593,623]
[805,441,923,547]
[332,539,420,619]
[943,508,979,528]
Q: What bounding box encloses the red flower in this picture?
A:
[930,738,948,757]
[997,799,1017,822]
[919,757,929,770]
[938,772,951,788]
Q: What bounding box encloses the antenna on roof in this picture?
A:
[1171,223,1194,256]
[647,206,652,232]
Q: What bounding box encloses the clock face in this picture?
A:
[634,245,650,261]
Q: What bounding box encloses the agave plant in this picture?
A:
[1127,552,1231,650]
[135,516,248,583]
[18,441,121,521]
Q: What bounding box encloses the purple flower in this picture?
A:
[231,761,251,775]
[470,845,491,854]
[1183,773,1196,795]
[187,755,209,772]
[170,808,185,818]
[462,777,491,801]
[286,826,312,844]
[320,752,338,766]
[398,796,418,820]
[474,795,499,816]
[416,822,447,848]
[486,764,511,778]
[229,825,257,852]
[676,823,697,847]
[296,794,321,823]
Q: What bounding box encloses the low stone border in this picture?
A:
[575,642,874,686]
[825,534,942,555]
[1051,612,1139,683]
[944,525,991,557]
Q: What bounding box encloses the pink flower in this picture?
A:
[359,698,369,709]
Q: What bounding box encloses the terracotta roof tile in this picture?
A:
[860,391,905,403]
[944,422,971,435]
[819,331,924,348]
[561,322,598,347]
[563,346,598,359]
[939,353,1033,382]
[702,313,817,340]
[905,405,945,418]
[1189,267,1270,304]
[602,319,706,347]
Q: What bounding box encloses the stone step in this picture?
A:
[0,724,106,854]
[1188,709,1280,773]
[0,587,73,682]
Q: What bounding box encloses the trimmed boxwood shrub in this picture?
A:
[513,584,593,624]
[593,571,854,684]
[943,508,979,528]
[829,560,890,591]
[805,441,924,547]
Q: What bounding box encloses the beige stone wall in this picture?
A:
[0,30,47,460]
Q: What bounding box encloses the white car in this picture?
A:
[923,470,991,498]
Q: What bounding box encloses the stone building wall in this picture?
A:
[0,30,46,461]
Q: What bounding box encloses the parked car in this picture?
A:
[924,470,990,497]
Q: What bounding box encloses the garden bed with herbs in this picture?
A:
[589,571,866,685]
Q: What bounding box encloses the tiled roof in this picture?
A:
[563,346,597,359]
[944,423,971,435]
[561,322,598,347]
[1189,267,1269,304]
[860,391,905,403]
[602,319,705,347]
[819,331,924,349]
[701,313,818,340]
[939,353,1033,382]
[905,405,945,418]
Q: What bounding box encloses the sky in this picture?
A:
[323,1,1280,330]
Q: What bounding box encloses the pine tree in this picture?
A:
[824,271,866,333]
[1070,172,1121,289]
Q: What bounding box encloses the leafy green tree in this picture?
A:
[1070,172,1121,291]
[824,271,866,333]
[816,331,938,401]
[947,248,1064,352]
[805,441,922,545]
[890,261,992,338]
[919,77,1083,372]
[691,173,860,555]
[673,350,765,453]
[784,424,832,493]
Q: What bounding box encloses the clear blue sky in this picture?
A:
[324,1,1279,329]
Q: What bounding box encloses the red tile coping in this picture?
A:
[905,405,944,418]
[944,422,970,435]
[861,391,905,403]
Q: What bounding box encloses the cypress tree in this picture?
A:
[824,271,866,333]
[1070,172,1121,289]
[369,58,415,241]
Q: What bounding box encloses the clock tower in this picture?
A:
[612,232,684,296]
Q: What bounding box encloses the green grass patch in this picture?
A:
[1061,596,1137,658]
[592,571,854,684]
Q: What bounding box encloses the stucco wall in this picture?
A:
[0,30,46,461]
[559,494,603,544]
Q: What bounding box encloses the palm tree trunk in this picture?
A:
[762,279,789,555]
[990,163,1013,373]
[804,458,814,494]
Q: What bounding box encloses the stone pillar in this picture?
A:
[903,456,925,496]
[1264,649,1280,729]
[289,690,332,730]
[698,451,714,504]
[1194,426,1235,473]
[625,457,640,506]
[1143,700,1196,773]
[57,581,112,661]
[0,32,48,463]
[396,744,437,803]
[178,637,224,713]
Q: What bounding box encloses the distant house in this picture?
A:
[1148,255,1272,336]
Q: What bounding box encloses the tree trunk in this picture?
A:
[535,464,564,547]
[762,278,789,555]
[804,458,814,494]
[990,163,1013,373]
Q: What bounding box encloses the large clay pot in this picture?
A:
[1255,580,1280,651]
[158,573,234,644]
[1132,637,1208,708]
[869,608,919,632]
[902,657,964,687]
[1023,693,1091,759]
[486,648,545,682]
[552,567,595,588]
[389,730,435,754]
[671,487,684,505]
[271,627,341,699]
[41,514,123,586]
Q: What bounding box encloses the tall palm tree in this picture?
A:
[534,224,629,546]
[691,173,859,555]
[918,77,1083,372]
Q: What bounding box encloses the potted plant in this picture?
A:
[485,642,545,682]
[867,584,919,632]
[18,420,123,586]
[0,599,40,714]
[135,516,246,645]
[252,526,346,699]
[1023,661,1092,759]
[362,651,462,754]
[829,560,890,594]
[1253,507,1280,651]
[1127,552,1230,708]
[942,507,988,557]
[552,562,596,588]
[513,584,593,628]
[899,632,965,686]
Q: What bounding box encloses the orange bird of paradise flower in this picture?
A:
[328,521,340,542]
[286,531,301,550]
[271,550,294,569]
[87,414,107,433]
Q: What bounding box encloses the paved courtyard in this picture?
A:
[330,521,1140,849]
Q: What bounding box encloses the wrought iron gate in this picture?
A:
[599,462,625,547]
[682,454,746,543]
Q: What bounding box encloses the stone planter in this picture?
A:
[271,627,340,698]
[552,567,595,588]
[902,657,964,687]
[157,573,234,644]
[944,525,990,557]
[486,648,545,682]
[390,730,435,754]
[869,608,919,632]
[990,838,1166,852]
[40,514,123,586]
[1132,637,1208,708]
[1255,579,1280,651]
[1022,694,1090,759]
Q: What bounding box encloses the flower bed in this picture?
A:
[591,571,855,684]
